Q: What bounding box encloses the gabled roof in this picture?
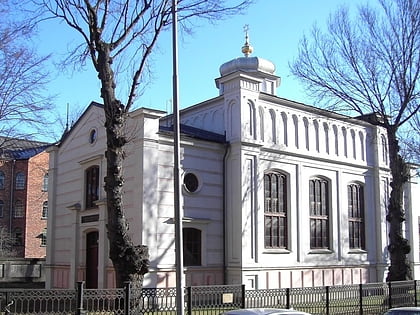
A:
[58,101,104,146]
[0,136,51,160]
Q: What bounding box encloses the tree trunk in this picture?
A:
[386,127,411,281]
[97,42,149,288]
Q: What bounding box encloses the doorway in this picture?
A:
[86,231,99,288]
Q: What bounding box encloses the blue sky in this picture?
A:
[37,0,367,135]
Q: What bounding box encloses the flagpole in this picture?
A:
[172,0,185,314]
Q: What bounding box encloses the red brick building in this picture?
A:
[0,137,50,258]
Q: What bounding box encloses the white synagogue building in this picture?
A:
[46,38,420,289]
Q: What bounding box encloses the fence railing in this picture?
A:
[0,280,418,314]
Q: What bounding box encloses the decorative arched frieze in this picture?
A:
[303,117,310,151]
[269,109,276,144]
[359,131,365,161]
[333,125,339,156]
[313,120,320,152]
[281,112,288,146]
[259,106,265,142]
[342,127,348,158]
[292,114,299,149]
[323,122,330,154]
[351,129,357,159]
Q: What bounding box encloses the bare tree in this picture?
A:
[400,115,420,165]
[0,226,17,258]
[290,0,420,281]
[0,0,52,140]
[34,0,252,288]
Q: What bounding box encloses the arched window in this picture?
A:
[309,178,330,249]
[85,166,99,209]
[0,171,4,189]
[183,228,201,266]
[348,183,365,250]
[15,172,25,190]
[42,201,48,219]
[14,228,23,246]
[0,200,3,217]
[264,172,288,249]
[42,173,48,192]
[14,200,24,218]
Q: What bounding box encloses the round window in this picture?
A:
[183,173,199,193]
[89,129,97,144]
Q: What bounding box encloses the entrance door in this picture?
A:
[86,231,99,288]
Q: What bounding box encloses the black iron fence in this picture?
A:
[0,280,418,314]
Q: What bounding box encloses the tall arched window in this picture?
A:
[85,166,99,209]
[264,172,288,249]
[309,178,330,249]
[348,183,365,250]
[42,201,48,219]
[0,171,4,189]
[14,200,24,218]
[15,172,25,190]
[183,227,202,266]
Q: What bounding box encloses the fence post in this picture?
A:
[186,286,192,315]
[286,288,290,309]
[388,281,392,309]
[241,284,246,309]
[358,283,363,315]
[124,282,131,315]
[414,280,418,307]
[76,281,85,315]
[325,286,330,315]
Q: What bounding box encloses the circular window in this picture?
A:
[89,129,97,144]
[183,173,199,193]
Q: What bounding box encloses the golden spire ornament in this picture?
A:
[241,24,253,57]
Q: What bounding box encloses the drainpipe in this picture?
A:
[9,160,15,234]
[223,142,231,285]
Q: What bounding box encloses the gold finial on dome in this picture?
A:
[241,24,253,57]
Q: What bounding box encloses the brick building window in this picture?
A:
[14,200,24,218]
[14,227,23,245]
[0,200,3,217]
[15,172,25,190]
[85,166,99,209]
[309,178,330,249]
[264,172,288,249]
[348,183,365,250]
[183,227,201,266]
[42,201,48,219]
[41,228,47,246]
[42,173,48,192]
[0,171,4,189]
